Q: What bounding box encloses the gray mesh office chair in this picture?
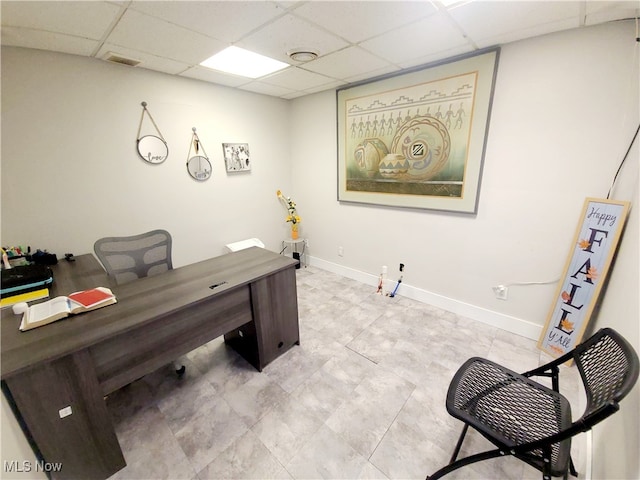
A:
[94,229,185,376]
[93,229,173,285]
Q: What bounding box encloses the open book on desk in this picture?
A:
[19,287,117,331]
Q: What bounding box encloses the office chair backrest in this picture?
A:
[94,229,173,285]
[571,328,639,426]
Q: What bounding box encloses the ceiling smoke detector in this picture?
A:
[288,49,318,62]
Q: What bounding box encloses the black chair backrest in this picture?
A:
[571,328,639,425]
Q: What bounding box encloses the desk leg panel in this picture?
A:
[92,286,254,394]
[4,350,125,480]
[250,267,300,369]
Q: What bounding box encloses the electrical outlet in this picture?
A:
[493,285,508,300]
[338,246,344,257]
[304,239,309,248]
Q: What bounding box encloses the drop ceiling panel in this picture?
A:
[360,13,471,65]
[342,63,401,85]
[301,78,346,95]
[1,27,100,57]
[96,43,192,75]
[584,0,640,25]
[179,65,252,88]
[237,13,349,64]
[448,1,583,43]
[106,8,226,65]
[260,66,338,91]
[1,0,637,99]
[472,16,580,49]
[303,45,395,79]
[128,0,286,42]
[396,44,475,71]
[0,1,122,40]
[239,81,297,97]
[291,1,438,43]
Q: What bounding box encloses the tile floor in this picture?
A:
[106,265,585,480]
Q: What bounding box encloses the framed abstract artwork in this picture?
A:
[223,143,251,172]
[538,198,630,358]
[337,48,500,213]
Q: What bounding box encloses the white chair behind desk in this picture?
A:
[225,238,265,252]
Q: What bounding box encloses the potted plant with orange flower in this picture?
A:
[276,190,301,239]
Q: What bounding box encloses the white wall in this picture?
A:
[1,46,294,478]
[1,47,294,267]
[291,20,639,339]
[1,19,638,480]
[290,21,639,479]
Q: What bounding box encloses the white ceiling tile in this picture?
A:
[96,43,192,75]
[106,8,227,65]
[179,65,252,87]
[237,13,349,65]
[281,91,309,100]
[292,1,437,43]
[1,0,635,99]
[360,12,469,65]
[342,63,401,85]
[448,1,581,42]
[128,1,286,42]
[472,17,580,49]
[584,1,640,25]
[1,1,122,40]
[303,46,395,80]
[260,66,337,90]
[239,81,297,97]
[396,44,475,70]
[302,79,347,95]
[1,27,100,56]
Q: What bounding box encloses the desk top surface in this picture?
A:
[1,247,296,379]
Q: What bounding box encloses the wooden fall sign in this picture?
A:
[538,197,630,357]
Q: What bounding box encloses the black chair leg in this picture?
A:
[569,456,578,477]
[427,448,505,480]
[450,424,469,463]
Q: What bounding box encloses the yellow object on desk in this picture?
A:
[0,288,49,308]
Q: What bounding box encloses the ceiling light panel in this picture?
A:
[200,46,290,78]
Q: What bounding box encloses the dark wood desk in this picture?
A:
[1,247,300,479]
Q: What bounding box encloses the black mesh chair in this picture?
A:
[94,229,185,376]
[428,328,639,480]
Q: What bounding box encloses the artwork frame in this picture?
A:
[538,197,630,358]
[222,143,251,172]
[337,48,500,213]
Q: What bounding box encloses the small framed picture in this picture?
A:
[222,143,251,172]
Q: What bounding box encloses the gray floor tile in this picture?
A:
[285,425,370,479]
[107,264,584,480]
[197,430,291,480]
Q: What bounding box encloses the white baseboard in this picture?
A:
[306,255,543,341]
[585,430,593,480]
